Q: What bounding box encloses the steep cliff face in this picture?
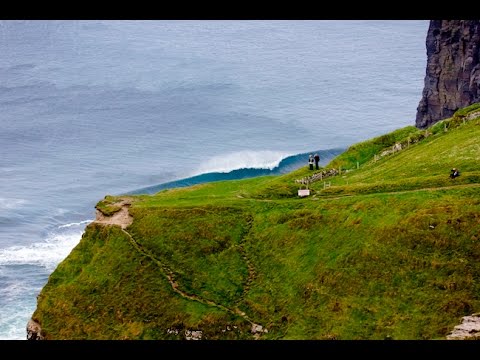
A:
[416,20,480,129]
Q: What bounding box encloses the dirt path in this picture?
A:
[304,182,480,202]
[90,183,480,339]
[234,214,257,307]
[348,182,480,197]
[94,198,267,339]
[93,198,134,229]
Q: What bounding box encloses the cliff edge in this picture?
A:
[416,20,480,129]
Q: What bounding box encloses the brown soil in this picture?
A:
[93,198,134,229]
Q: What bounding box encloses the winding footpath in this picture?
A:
[93,183,480,340]
[93,199,267,339]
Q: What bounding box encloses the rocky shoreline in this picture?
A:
[26,319,44,340]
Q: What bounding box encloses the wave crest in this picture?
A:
[0,231,83,271]
[190,150,293,175]
[58,219,93,229]
[0,197,28,211]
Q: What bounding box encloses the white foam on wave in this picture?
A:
[190,150,293,176]
[0,270,40,340]
[58,219,93,228]
[0,301,35,340]
[2,280,31,298]
[53,208,69,216]
[0,220,91,340]
[0,197,28,210]
[0,230,83,272]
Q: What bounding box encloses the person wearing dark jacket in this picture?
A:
[450,168,460,179]
[308,154,315,170]
[314,153,320,170]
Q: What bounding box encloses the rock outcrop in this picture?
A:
[26,319,44,340]
[447,313,480,340]
[416,20,480,129]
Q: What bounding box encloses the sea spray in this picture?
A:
[0,230,86,271]
[0,221,89,340]
[190,150,294,176]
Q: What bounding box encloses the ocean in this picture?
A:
[0,20,428,339]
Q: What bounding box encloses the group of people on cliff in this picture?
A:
[307,152,461,181]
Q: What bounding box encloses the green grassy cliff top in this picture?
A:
[31,105,480,340]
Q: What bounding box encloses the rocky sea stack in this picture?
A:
[416,20,480,129]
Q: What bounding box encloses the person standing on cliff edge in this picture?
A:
[314,153,320,170]
[308,154,315,170]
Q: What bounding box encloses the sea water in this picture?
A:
[0,20,428,339]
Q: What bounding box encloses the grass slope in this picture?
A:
[32,106,480,340]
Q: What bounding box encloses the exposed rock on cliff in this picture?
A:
[447,313,480,340]
[26,319,44,340]
[416,20,480,129]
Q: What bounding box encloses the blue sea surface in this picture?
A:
[0,20,428,339]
